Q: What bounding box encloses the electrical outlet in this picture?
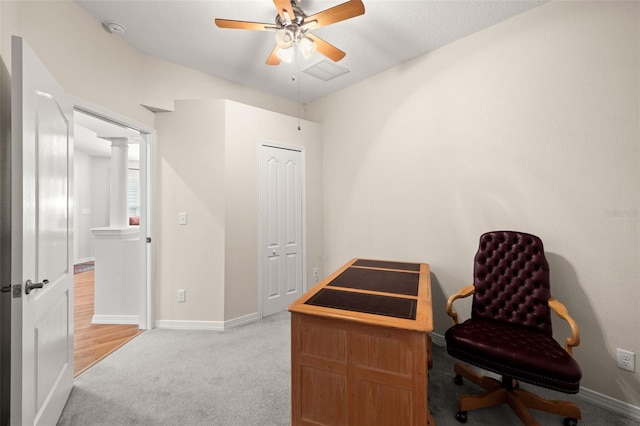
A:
[616,348,636,372]
[177,289,186,303]
[313,268,319,282]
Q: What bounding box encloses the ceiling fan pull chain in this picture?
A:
[297,46,302,131]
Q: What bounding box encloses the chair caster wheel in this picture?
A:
[456,411,467,423]
[454,374,463,385]
[563,417,578,426]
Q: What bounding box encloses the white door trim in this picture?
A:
[257,140,307,318]
[72,99,156,330]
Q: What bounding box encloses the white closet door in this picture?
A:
[260,144,304,317]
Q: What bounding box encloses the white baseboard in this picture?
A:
[577,387,640,421]
[431,331,640,422]
[75,256,95,265]
[92,314,139,325]
[155,320,224,331]
[430,332,446,348]
[155,313,260,331]
[223,312,260,329]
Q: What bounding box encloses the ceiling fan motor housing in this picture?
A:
[275,5,308,48]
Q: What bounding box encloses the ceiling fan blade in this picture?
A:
[273,0,295,23]
[266,46,282,66]
[215,18,277,31]
[306,34,346,62]
[303,0,365,29]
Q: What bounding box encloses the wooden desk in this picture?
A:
[289,258,434,425]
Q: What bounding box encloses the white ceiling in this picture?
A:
[74,0,546,104]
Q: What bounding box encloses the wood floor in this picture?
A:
[74,268,144,377]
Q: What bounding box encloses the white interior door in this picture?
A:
[260,144,305,317]
[10,36,74,426]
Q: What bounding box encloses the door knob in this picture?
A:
[25,279,49,295]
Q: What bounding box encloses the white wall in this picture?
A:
[74,150,139,263]
[307,1,639,406]
[89,157,110,226]
[73,150,93,263]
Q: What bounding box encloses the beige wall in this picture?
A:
[154,100,227,322]
[155,99,322,323]
[2,1,149,124]
[223,100,323,320]
[0,0,306,324]
[0,1,299,127]
[307,1,639,406]
[2,0,638,409]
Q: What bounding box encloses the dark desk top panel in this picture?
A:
[305,288,417,320]
[352,259,421,272]
[328,267,419,296]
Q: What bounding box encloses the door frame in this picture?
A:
[257,140,307,318]
[73,98,156,330]
[0,48,11,426]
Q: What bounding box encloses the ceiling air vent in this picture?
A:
[303,60,349,82]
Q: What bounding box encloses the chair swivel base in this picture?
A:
[453,362,581,426]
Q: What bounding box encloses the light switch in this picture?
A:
[178,212,188,225]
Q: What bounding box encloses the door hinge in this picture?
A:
[1,284,21,298]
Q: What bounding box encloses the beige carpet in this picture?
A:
[58,311,637,426]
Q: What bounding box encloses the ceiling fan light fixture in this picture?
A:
[276,46,294,63]
[275,28,294,48]
[214,0,366,66]
[299,36,316,59]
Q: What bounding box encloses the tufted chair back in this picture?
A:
[471,230,552,336]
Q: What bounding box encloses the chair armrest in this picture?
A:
[549,297,580,356]
[446,284,475,325]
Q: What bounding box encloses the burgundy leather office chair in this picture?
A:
[445,231,582,426]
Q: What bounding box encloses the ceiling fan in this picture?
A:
[215,0,365,65]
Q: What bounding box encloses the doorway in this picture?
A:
[72,107,154,374]
[259,143,306,317]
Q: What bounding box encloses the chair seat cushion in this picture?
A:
[445,318,582,393]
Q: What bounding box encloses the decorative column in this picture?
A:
[109,137,129,228]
